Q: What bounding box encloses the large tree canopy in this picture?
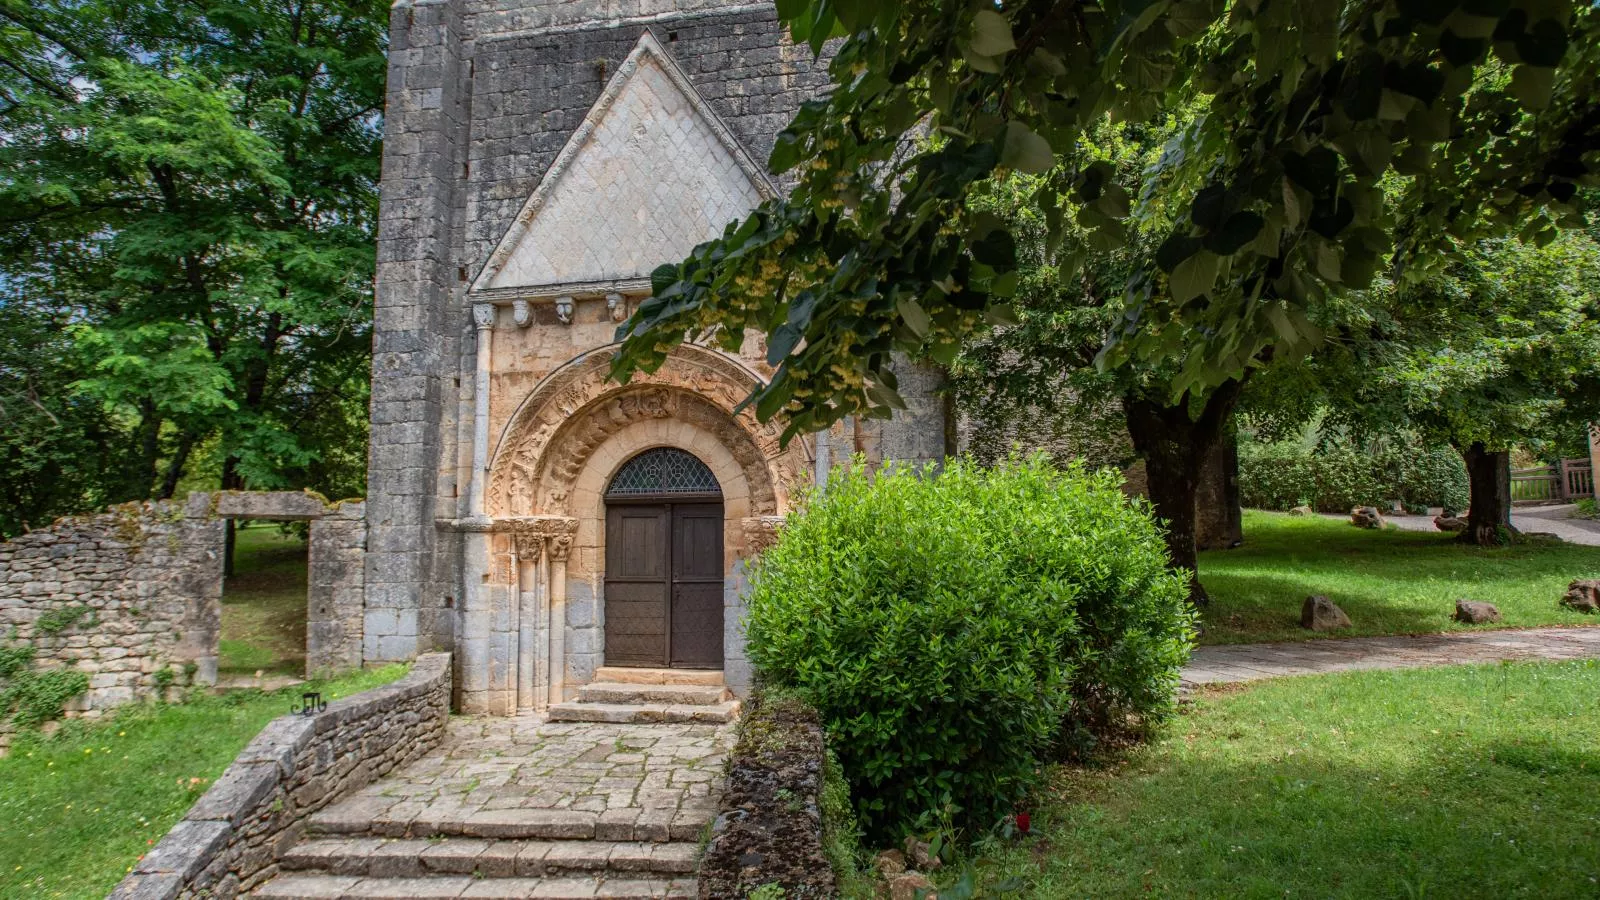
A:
[613,0,1600,446]
[0,0,384,536]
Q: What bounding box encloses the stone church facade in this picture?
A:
[370,0,948,715]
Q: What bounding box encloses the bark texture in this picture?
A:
[1459,441,1515,546]
[1124,381,1245,604]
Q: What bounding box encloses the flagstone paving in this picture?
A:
[250,717,733,898]
[1183,625,1600,688]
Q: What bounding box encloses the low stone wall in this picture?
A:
[699,691,837,899]
[0,494,222,752]
[111,652,452,900]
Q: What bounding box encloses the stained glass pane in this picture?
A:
[606,448,722,496]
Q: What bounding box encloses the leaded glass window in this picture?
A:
[606,448,721,497]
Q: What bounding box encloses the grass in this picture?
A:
[0,665,406,900]
[220,524,308,676]
[1197,510,1600,644]
[955,660,1600,899]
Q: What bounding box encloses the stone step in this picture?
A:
[280,838,700,878]
[546,700,740,725]
[575,682,731,706]
[309,805,716,843]
[250,872,695,899]
[592,667,724,687]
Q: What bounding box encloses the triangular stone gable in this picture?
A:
[473,31,776,293]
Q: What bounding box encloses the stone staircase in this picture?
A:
[251,802,704,898]
[547,668,740,725]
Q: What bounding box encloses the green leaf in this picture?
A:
[999,121,1054,174]
[650,263,680,296]
[969,10,1016,57]
[897,298,932,339]
[1509,65,1555,110]
[1170,251,1219,302]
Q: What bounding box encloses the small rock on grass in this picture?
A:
[1301,595,1352,631]
[1561,580,1600,614]
[873,850,906,876]
[1289,505,1314,517]
[1434,515,1468,533]
[1349,506,1385,529]
[1453,600,1502,624]
[887,872,936,900]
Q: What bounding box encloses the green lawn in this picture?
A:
[221,524,309,676]
[1197,511,1600,644]
[0,665,405,900]
[957,660,1600,898]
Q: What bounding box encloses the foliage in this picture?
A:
[745,455,1193,840]
[1197,511,1600,645]
[1238,439,1469,513]
[33,604,94,636]
[613,0,1600,440]
[0,0,385,536]
[1575,498,1599,520]
[0,664,406,898]
[947,660,1600,897]
[0,636,88,729]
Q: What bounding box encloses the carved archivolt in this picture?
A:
[488,346,810,518]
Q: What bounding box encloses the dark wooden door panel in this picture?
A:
[605,505,669,666]
[670,504,724,668]
[604,498,724,670]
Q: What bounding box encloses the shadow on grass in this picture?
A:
[987,734,1600,897]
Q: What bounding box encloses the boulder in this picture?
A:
[1350,506,1385,529]
[904,836,942,871]
[1289,505,1314,517]
[1561,580,1600,614]
[887,873,936,900]
[1453,600,1502,624]
[1434,515,1468,533]
[1301,595,1352,631]
[874,850,906,877]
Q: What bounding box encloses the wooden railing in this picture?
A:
[1511,459,1594,502]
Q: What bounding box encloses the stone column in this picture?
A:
[469,302,495,517]
[547,534,571,705]
[516,534,544,711]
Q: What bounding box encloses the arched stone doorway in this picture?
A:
[603,448,724,669]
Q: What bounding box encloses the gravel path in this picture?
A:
[1183,625,1600,688]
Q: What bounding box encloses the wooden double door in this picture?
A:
[603,500,724,668]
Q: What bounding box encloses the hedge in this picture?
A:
[1238,441,1469,513]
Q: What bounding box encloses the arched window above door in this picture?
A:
[605,448,722,497]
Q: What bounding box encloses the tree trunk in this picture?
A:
[156,433,197,500]
[1195,432,1244,551]
[1459,441,1516,546]
[1124,380,1246,604]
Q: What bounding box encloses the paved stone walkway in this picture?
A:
[312,717,730,841]
[252,717,732,898]
[1183,625,1600,688]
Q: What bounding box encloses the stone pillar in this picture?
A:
[365,0,468,662]
[306,501,367,676]
[459,528,492,714]
[469,303,495,517]
[548,535,571,705]
[874,356,950,470]
[515,534,543,711]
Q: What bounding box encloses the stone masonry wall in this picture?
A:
[0,494,222,750]
[307,501,368,675]
[111,653,453,900]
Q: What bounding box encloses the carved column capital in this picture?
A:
[548,534,573,562]
[741,515,786,556]
[472,302,496,331]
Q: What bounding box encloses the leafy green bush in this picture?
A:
[745,455,1194,841]
[1239,441,1468,513]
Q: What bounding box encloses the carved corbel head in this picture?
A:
[555,295,575,325]
[606,292,626,323]
[512,298,532,328]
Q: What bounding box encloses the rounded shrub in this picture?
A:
[744,455,1193,841]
